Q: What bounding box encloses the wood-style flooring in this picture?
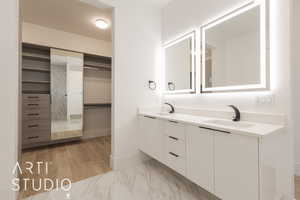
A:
[296,176,300,199]
[19,136,111,199]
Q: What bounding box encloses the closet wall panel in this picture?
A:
[84,70,111,104]
[83,106,111,139]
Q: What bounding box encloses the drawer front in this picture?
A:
[164,121,185,140]
[166,151,186,175]
[23,120,50,134]
[23,94,50,103]
[166,136,186,158]
[23,101,50,110]
[22,133,50,145]
[23,109,50,121]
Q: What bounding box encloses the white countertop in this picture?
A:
[138,110,285,138]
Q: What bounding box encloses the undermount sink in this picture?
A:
[205,119,254,128]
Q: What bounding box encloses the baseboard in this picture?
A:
[296,162,300,176]
[110,151,151,170]
[83,129,111,140]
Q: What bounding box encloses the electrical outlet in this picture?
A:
[256,94,275,105]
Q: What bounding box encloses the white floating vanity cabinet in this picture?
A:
[138,115,286,200]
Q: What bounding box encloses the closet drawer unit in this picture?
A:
[22,120,50,134]
[22,109,50,121]
[166,151,186,175]
[165,135,186,158]
[23,94,50,103]
[22,133,50,145]
[164,121,186,141]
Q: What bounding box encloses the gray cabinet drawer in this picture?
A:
[23,94,50,103]
[23,101,50,110]
[22,133,50,145]
[22,109,50,121]
[22,120,50,134]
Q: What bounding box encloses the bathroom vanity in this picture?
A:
[138,109,286,200]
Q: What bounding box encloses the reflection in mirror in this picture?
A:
[50,49,83,140]
[202,1,267,92]
[164,31,196,93]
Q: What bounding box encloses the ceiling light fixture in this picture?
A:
[95,19,109,29]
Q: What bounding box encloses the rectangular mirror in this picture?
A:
[163,31,196,94]
[50,49,84,140]
[202,1,268,92]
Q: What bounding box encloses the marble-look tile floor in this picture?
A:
[25,160,219,200]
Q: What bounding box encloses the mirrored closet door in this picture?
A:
[50,49,84,140]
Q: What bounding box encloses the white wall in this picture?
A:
[22,22,112,57]
[0,0,19,199]
[163,0,294,197]
[293,0,300,176]
[111,0,162,168]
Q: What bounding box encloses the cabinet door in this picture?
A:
[139,116,164,162]
[186,126,214,193]
[214,133,259,200]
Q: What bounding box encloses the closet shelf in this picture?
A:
[84,65,111,71]
[22,90,50,94]
[84,103,111,108]
[22,80,51,84]
[22,52,50,61]
[22,67,50,73]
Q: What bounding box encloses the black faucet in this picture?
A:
[228,105,240,122]
[164,103,175,114]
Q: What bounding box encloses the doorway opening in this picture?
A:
[19,0,113,198]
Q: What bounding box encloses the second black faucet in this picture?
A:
[164,103,175,114]
[228,105,240,122]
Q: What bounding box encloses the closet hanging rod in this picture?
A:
[84,66,111,71]
[84,103,111,108]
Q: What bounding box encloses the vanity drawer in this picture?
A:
[166,135,186,158]
[166,151,186,175]
[164,121,185,140]
[23,94,50,103]
[23,120,50,133]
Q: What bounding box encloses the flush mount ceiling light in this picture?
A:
[95,19,109,29]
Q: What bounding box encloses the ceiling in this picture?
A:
[21,0,113,41]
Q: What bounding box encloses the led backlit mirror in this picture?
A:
[163,31,196,94]
[201,1,268,92]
